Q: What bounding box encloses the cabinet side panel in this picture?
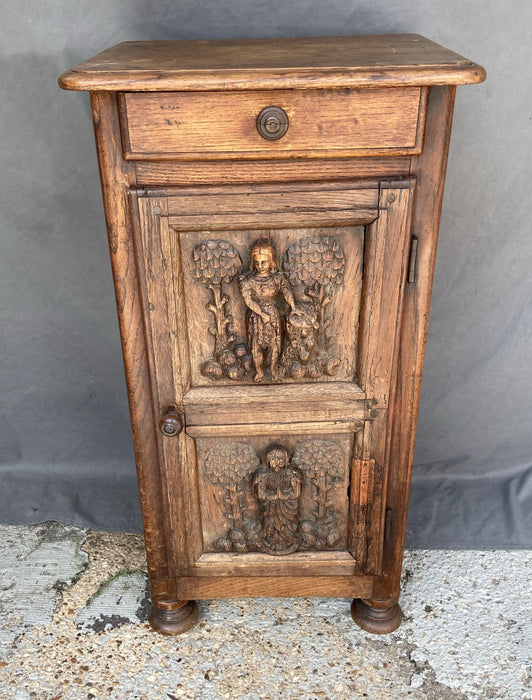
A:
[89,92,175,598]
[373,85,457,603]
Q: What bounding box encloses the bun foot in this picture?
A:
[351,598,402,634]
[149,599,199,635]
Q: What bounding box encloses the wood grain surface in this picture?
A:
[59,35,486,92]
[121,87,425,160]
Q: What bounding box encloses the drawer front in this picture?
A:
[121,87,426,161]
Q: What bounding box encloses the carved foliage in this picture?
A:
[292,439,344,549]
[190,240,253,380]
[203,442,259,552]
[203,439,345,555]
[283,234,346,287]
[283,236,345,380]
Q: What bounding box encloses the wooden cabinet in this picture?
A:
[60,35,485,635]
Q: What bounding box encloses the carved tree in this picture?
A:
[191,240,251,380]
[292,439,345,548]
[203,442,259,551]
[283,235,346,377]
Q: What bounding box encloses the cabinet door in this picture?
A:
[131,179,414,586]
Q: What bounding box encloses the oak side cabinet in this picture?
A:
[59,35,485,635]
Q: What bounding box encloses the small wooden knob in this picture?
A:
[256,106,289,140]
[159,409,183,437]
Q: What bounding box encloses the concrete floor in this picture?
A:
[0,522,529,700]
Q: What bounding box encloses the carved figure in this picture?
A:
[239,240,296,382]
[192,234,348,383]
[252,445,303,555]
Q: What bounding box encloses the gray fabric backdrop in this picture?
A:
[1,1,530,548]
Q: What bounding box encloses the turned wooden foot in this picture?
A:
[351,598,403,634]
[149,599,199,635]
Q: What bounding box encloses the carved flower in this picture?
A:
[191,240,243,286]
[284,235,345,288]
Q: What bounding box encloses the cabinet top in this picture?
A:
[59,34,485,92]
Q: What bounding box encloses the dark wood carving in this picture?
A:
[203,439,345,555]
[191,235,346,383]
[292,439,344,548]
[203,442,260,552]
[252,444,303,554]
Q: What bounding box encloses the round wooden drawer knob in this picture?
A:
[158,410,183,437]
[256,106,289,140]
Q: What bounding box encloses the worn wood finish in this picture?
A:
[61,36,485,636]
[351,598,403,635]
[191,551,357,577]
[59,35,486,92]
[174,575,374,600]
[149,600,199,636]
[183,382,366,426]
[121,87,426,160]
[89,92,178,603]
[370,84,459,605]
[131,195,202,573]
[186,421,363,438]
[134,157,412,187]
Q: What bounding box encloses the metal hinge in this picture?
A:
[408,236,419,284]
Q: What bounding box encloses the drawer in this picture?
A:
[120,87,426,161]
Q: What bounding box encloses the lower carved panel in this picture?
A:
[197,434,352,555]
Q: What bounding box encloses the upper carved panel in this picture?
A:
[190,232,355,384]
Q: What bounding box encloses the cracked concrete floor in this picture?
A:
[0,523,529,700]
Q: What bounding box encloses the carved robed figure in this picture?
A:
[252,444,303,555]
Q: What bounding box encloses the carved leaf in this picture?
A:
[191,240,243,286]
[284,235,345,288]
[203,442,260,487]
[292,439,345,482]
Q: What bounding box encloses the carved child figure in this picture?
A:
[252,444,303,555]
[238,240,296,382]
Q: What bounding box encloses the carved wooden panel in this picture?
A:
[196,433,353,555]
[180,226,364,386]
